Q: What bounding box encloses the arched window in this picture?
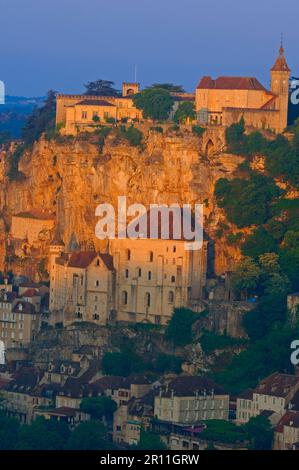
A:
[145,293,151,308]
[126,249,131,261]
[122,291,128,306]
[148,271,152,280]
[168,291,174,303]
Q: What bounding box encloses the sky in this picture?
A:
[0,0,298,96]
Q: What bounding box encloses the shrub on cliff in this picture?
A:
[22,90,56,146]
[119,125,143,147]
[165,307,199,346]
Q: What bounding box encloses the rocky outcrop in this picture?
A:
[0,127,244,275]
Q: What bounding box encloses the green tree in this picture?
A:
[119,125,143,147]
[242,227,277,259]
[80,396,117,420]
[133,87,174,121]
[151,83,185,93]
[84,79,120,97]
[0,411,20,450]
[65,421,111,450]
[133,430,167,450]
[174,101,196,124]
[231,257,261,298]
[22,90,57,146]
[165,308,199,346]
[245,415,274,450]
[215,174,281,229]
[18,417,70,450]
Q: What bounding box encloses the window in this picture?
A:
[95,280,100,287]
[171,276,176,283]
[148,251,154,262]
[126,249,131,261]
[125,269,129,278]
[82,111,87,119]
[104,112,109,119]
[122,291,128,306]
[173,246,176,253]
[168,291,174,303]
[96,259,100,266]
[93,314,100,320]
[145,293,151,308]
[148,271,152,280]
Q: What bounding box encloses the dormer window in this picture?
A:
[18,304,23,311]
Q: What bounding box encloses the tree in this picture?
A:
[0,411,20,450]
[18,417,70,450]
[84,80,120,97]
[119,125,143,147]
[215,175,281,229]
[80,396,117,420]
[231,257,261,298]
[174,101,196,124]
[133,430,167,450]
[151,83,185,93]
[133,87,174,121]
[65,421,111,450]
[245,415,274,450]
[102,351,132,376]
[22,90,57,146]
[165,308,198,346]
[242,227,277,259]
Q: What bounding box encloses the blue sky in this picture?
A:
[1,0,298,96]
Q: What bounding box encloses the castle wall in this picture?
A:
[222,107,280,133]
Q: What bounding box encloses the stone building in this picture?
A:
[49,231,115,325]
[56,82,142,135]
[274,411,299,450]
[154,376,229,424]
[236,373,299,424]
[0,294,41,348]
[196,44,290,134]
[49,203,207,326]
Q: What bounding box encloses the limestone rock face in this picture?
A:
[0,130,244,275]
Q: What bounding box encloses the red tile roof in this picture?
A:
[197,76,267,91]
[67,252,114,271]
[276,411,299,432]
[22,288,40,298]
[254,373,299,398]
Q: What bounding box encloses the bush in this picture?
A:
[119,125,143,147]
[165,308,199,346]
[192,125,205,136]
[150,126,163,134]
[200,332,247,354]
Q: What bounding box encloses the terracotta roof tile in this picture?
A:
[197,76,267,91]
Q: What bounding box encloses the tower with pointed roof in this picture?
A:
[270,41,291,133]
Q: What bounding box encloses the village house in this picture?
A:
[154,376,229,424]
[1,368,50,424]
[0,294,41,349]
[236,373,299,424]
[113,391,155,446]
[274,411,299,450]
[33,406,90,427]
[196,44,290,134]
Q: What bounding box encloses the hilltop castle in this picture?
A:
[56,44,291,135]
[196,43,290,133]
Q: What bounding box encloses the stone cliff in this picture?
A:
[0,126,244,276]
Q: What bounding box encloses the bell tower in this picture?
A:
[270,41,291,133]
